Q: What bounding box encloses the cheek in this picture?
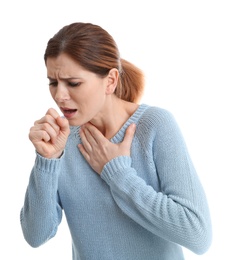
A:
[91,89,106,105]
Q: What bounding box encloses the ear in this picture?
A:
[105,68,119,95]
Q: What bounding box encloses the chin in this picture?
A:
[67,118,79,126]
[68,118,86,127]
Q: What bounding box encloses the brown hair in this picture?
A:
[44,22,144,103]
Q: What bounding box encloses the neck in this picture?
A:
[90,96,138,139]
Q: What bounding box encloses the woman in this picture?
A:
[20,22,212,260]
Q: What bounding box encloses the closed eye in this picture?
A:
[48,81,81,87]
[49,81,58,87]
[68,82,81,87]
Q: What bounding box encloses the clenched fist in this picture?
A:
[29,108,70,158]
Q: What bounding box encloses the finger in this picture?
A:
[79,127,93,153]
[39,130,51,143]
[46,107,61,119]
[35,114,60,134]
[56,117,70,136]
[122,123,136,148]
[78,143,90,161]
[31,123,59,144]
[83,123,106,144]
[29,128,51,143]
[45,108,63,133]
[46,108,63,132]
[83,125,99,145]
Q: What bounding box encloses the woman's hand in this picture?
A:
[29,108,70,158]
[78,123,136,174]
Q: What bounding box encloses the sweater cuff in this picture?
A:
[34,151,64,174]
[101,156,132,184]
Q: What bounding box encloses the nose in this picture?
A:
[54,84,70,102]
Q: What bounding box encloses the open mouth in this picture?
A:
[61,108,77,118]
[63,109,77,114]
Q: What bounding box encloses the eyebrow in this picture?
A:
[47,76,83,81]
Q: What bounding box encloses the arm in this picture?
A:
[20,108,70,247]
[101,111,212,254]
[20,154,63,247]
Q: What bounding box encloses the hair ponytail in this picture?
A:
[116,58,145,103]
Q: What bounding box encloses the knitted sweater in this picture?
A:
[20,104,212,260]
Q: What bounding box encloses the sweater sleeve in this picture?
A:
[101,110,212,255]
[20,153,63,248]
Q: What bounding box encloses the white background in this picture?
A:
[1,0,239,259]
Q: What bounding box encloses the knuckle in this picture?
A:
[45,114,52,121]
[46,108,54,114]
[42,122,50,130]
[46,108,59,118]
[33,119,40,126]
[29,126,35,131]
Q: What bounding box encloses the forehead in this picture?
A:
[46,53,81,70]
[46,53,87,79]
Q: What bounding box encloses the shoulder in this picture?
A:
[138,104,177,129]
[134,104,184,145]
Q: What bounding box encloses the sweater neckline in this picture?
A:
[69,103,149,142]
[110,103,148,143]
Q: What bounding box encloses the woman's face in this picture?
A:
[46,53,109,126]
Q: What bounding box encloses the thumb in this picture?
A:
[122,123,136,149]
[56,117,70,136]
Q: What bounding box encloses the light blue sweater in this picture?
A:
[20,104,212,260]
